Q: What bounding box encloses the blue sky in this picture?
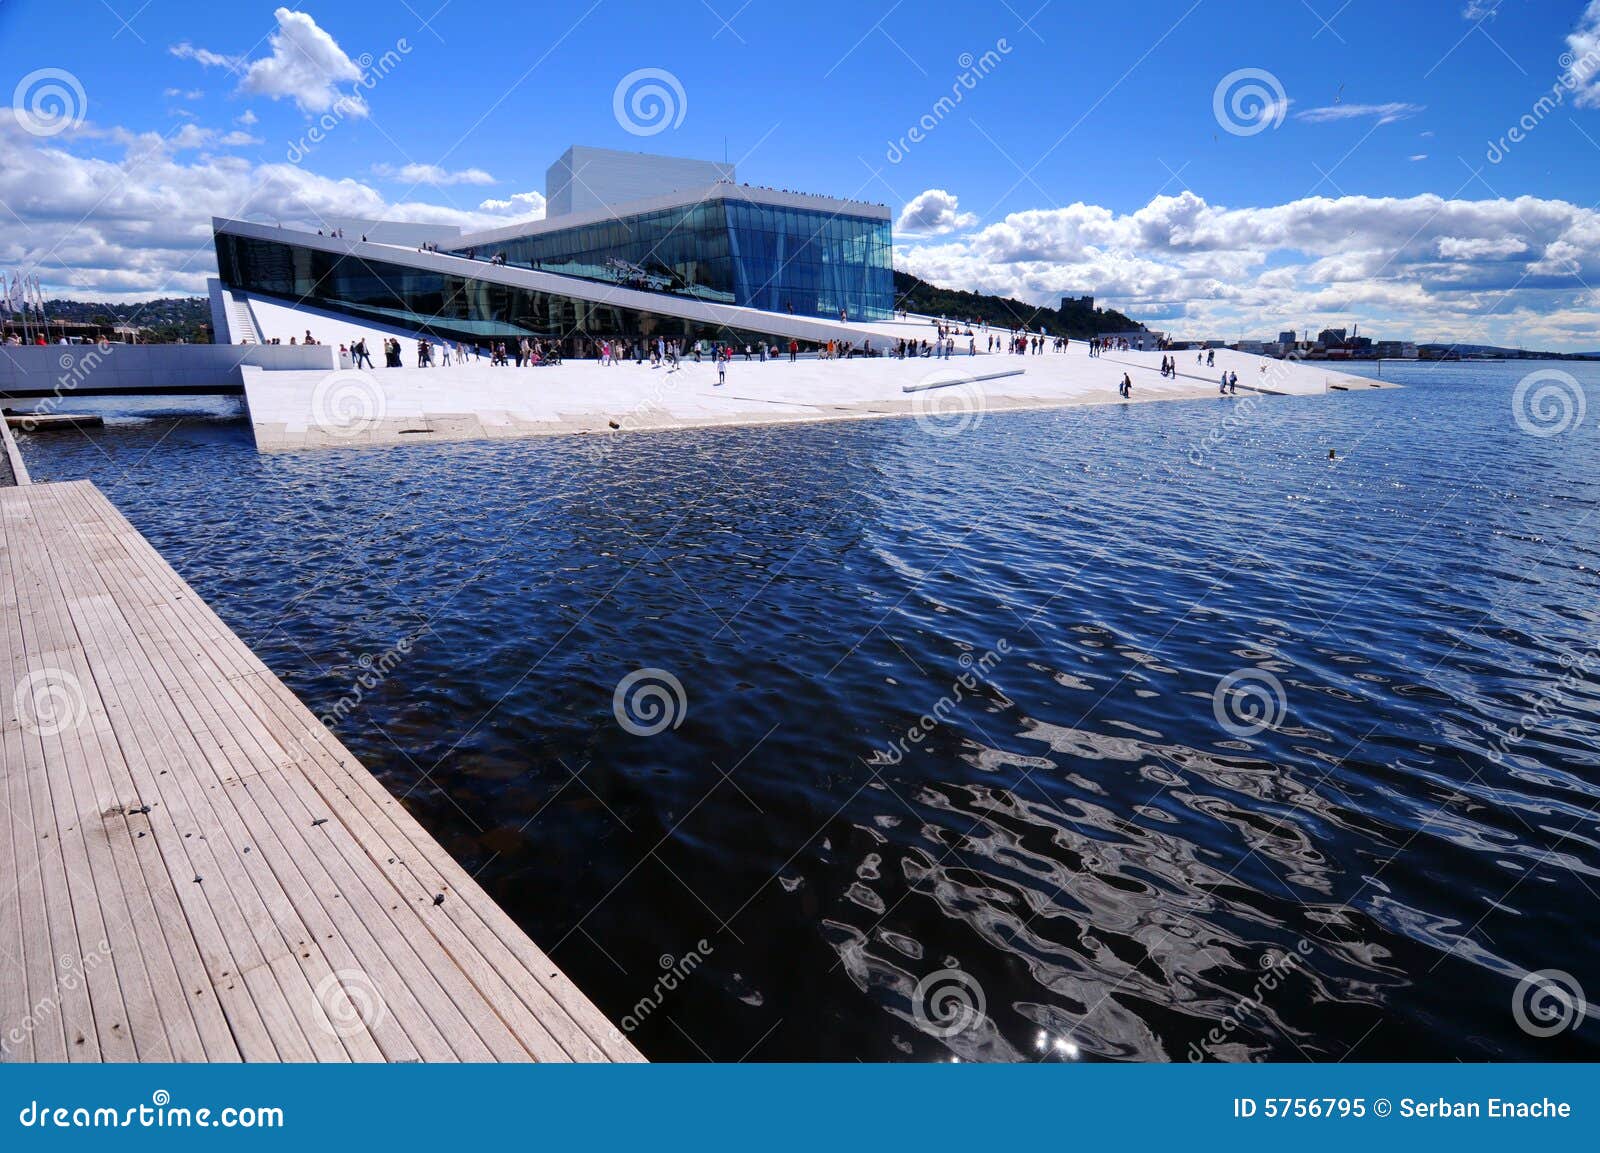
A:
[5,0,1600,347]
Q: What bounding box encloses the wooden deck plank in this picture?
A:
[47,484,493,1062]
[4,486,242,1062]
[62,487,607,1062]
[70,488,545,1062]
[15,525,165,1063]
[0,480,640,1063]
[107,524,624,1061]
[1,493,115,1060]
[0,504,51,1062]
[87,515,636,1061]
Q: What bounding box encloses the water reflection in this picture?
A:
[16,361,1600,1061]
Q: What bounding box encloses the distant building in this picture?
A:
[1375,340,1418,359]
[1278,330,1296,345]
[1061,294,1095,312]
[1317,327,1348,347]
[545,144,734,218]
[1234,340,1266,354]
[1102,329,1165,351]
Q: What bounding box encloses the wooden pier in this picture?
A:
[0,478,642,1062]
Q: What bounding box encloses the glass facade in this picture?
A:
[214,232,806,351]
[457,196,894,321]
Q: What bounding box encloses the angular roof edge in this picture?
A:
[455,182,892,249]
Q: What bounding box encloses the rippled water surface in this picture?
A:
[16,360,1600,1061]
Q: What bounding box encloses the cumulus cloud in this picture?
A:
[218,130,263,147]
[174,9,369,118]
[169,42,242,70]
[1566,1,1600,107]
[235,110,259,126]
[476,190,545,217]
[1294,102,1425,124]
[896,188,1600,350]
[1437,236,1527,259]
[0,110,545,300]
[373,163,496,186]
[896,189,978,236]
[7,98,1600,350]
[239,8,368,116]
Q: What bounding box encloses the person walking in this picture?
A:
[717,346,727,386]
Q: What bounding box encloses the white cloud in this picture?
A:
[1295,102,1424,124]
[1462,1,1500,19]
[163,87,205,100]
[896,188,1600,350]
[235,110,259,126]
[476,190,545,218]
[174,9,370,118]
[169,42,242,70]
[896,189,977,236]
[0,110,544,301]
[239,8,368,117]
[9,102,1600,351]
[1437,235,1527,258]
[373,163,496,186]
[1409,153,1428,161]
[1565,1,1600,107]
[218,131,264,147]
[169,123,215,150]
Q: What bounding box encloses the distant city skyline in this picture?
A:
[4,1,1600,348]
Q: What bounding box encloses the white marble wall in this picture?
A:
[0,342,337,398]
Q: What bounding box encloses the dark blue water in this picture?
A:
[15,360,1600,1061]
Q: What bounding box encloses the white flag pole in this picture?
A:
[34,274,51,343]
[17,273,31,343]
